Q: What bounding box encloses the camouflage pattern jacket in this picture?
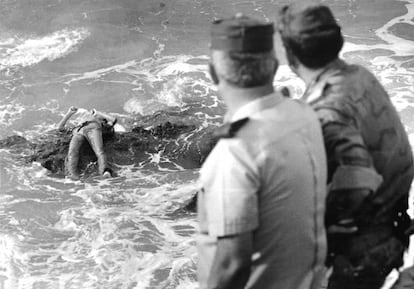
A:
[304,59,413,231]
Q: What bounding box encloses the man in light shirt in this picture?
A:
[197,14,328,289]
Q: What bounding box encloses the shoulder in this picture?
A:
[312,63,368,124]
[317,62,365,93]
[207,117,260,160]
[287,97,316,112]
[324,62,376,95]
[200,134,258,184]
[212,118,249,140]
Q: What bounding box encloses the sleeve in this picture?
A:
[199,140,260,237]
[317,107,383,222]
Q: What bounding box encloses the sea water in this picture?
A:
[0,0,413,288]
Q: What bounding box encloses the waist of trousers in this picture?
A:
[74,121,102,135]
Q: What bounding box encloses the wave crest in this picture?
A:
[0,28,90,70]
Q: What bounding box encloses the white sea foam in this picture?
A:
[341,0,414,111]
[39,174,198,288]
[0,103,25,126]
[341,0,414,56]
[0,28,90,70]
[58,54,213,116]
[0,234,26,289]
[274,65,305,98]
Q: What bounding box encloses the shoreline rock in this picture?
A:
[0,119,217,177]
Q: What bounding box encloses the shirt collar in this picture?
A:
[226,91,284,122]
[303,59,345,104]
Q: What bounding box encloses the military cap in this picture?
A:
[210,13,274,52]
[278,4,340,36]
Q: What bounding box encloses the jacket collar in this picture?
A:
[303,59,346,104]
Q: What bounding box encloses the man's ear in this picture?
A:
[209,63,219,85]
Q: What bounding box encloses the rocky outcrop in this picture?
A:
[0,113,218,178]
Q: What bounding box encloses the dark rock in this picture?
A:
[0,115,217,177]
[0,135,29,147]
[182,193,197,212]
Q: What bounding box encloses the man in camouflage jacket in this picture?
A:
[278,4,414,289]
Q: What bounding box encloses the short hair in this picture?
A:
[278,6,344,69]
[211,50,277,88]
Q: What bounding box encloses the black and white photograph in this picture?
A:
[0,1,413,288]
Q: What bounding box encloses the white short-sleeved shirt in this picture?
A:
[197,92,327,289]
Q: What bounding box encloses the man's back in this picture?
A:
[310,60,413,224]
[277,4,413,288]
[198,93,327,289]
[306,60,414,288]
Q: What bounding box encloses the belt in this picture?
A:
[75,120,101,132]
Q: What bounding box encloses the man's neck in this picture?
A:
[295,58,340,87]
[295,65,325,87]
[218,83,274,117]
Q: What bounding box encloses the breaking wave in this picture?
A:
[0,28,90,70]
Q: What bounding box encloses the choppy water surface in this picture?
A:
[0,0,414,288]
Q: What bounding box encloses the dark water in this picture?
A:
[0,0,414,288]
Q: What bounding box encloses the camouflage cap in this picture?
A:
[210,13,274,52]
[278,4,340,36]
